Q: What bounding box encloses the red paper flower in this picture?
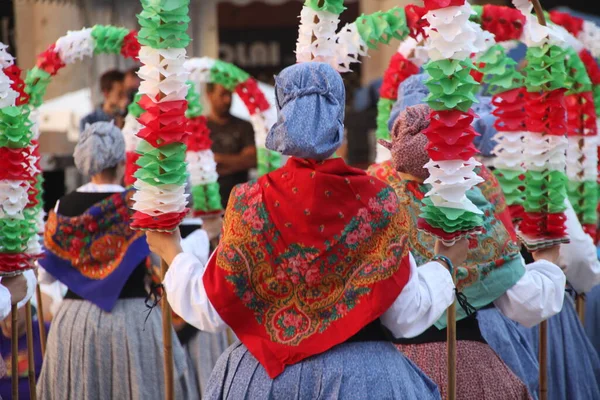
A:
[579,50,600,85]
[470,63,485,84]
[3,65,29,106]
[583,224,597,239]
[417,218,484,241]
[405,5,429,39]
[565,92,597,136]
[492,88,527,132]
[380,53,419,100]
[0,253,35,275]
[508,204,525,223]
[125,151,140,186]
[131,210,189,232]
[525,90,567,136]
[0,147,31,180]
[193,209,223,217]
[137,95,189,147]
[423,0,464,11]
[235,78,270,115]
[186,116,213,151]
[423,110,480,161]
[519,212,567,239]
[549,11,584,36]
[37,44,65,76]
[121,30,141,60]
[481,5,526,43]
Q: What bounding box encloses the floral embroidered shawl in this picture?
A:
[203,157,411,378]
[368,160,525,328]
[41,189,149,312]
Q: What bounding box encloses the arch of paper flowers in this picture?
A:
[374,1,600,245]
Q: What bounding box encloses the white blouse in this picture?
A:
[557,200,600,294]
[165,245,567,336]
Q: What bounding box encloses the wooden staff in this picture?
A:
[25,301,37,400]
[576,294,585,324]
[11,303,18,400]
[539,320,548,400]
[447,263,457,400]
[35,284,46,357]
[160,260,174,400]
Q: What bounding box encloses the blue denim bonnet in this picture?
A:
[387,73,498,157]
[266,62,345,160]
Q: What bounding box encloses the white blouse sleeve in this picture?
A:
[0,284,11,320]
[180,229,211,265]
[493,258,565,327]
[558,200,600,293]
[163,251,227,333]
[380,252,455,339]
[17,269,37,309]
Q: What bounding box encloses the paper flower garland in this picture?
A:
[417,0,493,243]
[296,0,344,66]
[513,0,571,249]
[123,94,144,186]
[130,0,191,232]
[476,44,527,220]
[0,55,42,274]
[184,57,281,176]
[24,25,140,107]
[184,80,222,216]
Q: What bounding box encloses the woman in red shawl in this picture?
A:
[147,62,468,399]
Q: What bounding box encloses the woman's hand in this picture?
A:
[146,230,184,266]
[532,245,561,265]
[434,238,469,269]
[2,274,28,306]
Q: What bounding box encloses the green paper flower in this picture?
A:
[470,5,483,23]
[191,182,222,212]
[134,141,188,186]
[356,7,409,50]
[593,85,600,117]
[0,106,33,148]
[376,98,394,141]
[424,59,479,112]
[0,218,36,253]
[128,93,144,119]
[257,148,282,176]
[210,60,249,92]
[137,0,191,49]
[91,25,129,55]
[568,180,598,224]
[523,170,567,213]
[565,48,592,94]
[24,67,51,108]
[493,168,524,206]
[524,44,569,92]
[185,81,203,119]
[304,0,346,15]
[420,197,483,233]
[479,45,524,95]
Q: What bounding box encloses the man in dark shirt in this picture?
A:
[80,70,128,131]
[206,83,257,208]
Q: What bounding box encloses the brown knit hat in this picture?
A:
[379,104,431,179]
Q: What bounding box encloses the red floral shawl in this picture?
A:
[203,157,411,377]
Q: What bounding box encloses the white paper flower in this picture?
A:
[55,28,94,64]
[0,180,29,218]
[122,114,143,153]
[334,22,368,72]
[492,131,525,170]
[187,150,219,185]
[138,46,189,102]
[296,7,339,65]
[0,43,14,69]
[184,57,216,84]
[132,180,188,215]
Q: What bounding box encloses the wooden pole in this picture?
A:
[11,303,18,400]
[160,260,174,400]
[25,301,37,400]
[576,294,585,324]
[447,262,457,400]
[539,320,548,400]
[35,284,46,357]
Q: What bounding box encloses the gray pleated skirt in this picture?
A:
[184,330,230,395]
[205,341,442,400]
[37,298,196,400]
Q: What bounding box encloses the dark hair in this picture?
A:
[100,165,119,180]
[125,66,139,77]
[206,82,216,93]
[100,70,125,93]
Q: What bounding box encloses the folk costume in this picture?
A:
[163,63,465,399]
[370,102,566,400]
[37,122,193,400]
